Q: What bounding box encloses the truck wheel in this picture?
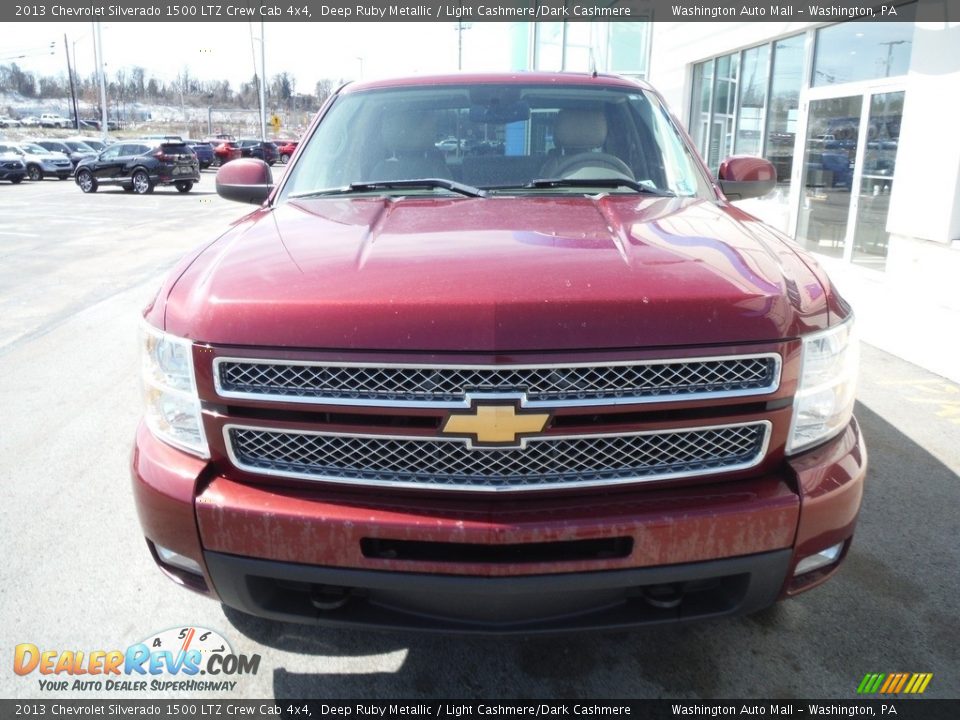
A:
[27,164,43,181]
[11,176,23,184]
[132,170,154,194]
[76,170,97,193]
[280,153,291,164]
[175,181,194,193]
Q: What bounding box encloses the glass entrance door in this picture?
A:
[851,91,904,269]
[794,88,905,270]
[795,95,862,259]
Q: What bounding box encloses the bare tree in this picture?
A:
[315,78,334,106]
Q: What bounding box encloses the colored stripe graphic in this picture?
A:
[893,674,909,693]
[858,673,932,694]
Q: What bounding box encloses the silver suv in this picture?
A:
[0,142,74,181]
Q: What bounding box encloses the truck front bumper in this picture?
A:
[131,418,865,632]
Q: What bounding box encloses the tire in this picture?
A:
[76,169,97,193]
[280,153,291,164]
[10,176,23,184]
[212,156,222,168]
[27,164,43,182]
[131,169,154,195]
[175,181,194,193]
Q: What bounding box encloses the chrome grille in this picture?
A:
[214,355,780,408]
[225,421,770,492]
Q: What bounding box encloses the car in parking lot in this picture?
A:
[275,139,299,164]
[0,141,74,180]
[209,139,241,167]
[434,136,466,154]
[135,72,865,633]
[188,141,215,169]
[31,139,96,169]
[74,138,200,194]
[67,136,108,152]
[40,113,73,128]
[0,115,22,128]
[236,139,278,165]
[0,149,26,183]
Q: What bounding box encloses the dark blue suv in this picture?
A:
[188,141,215,170]
[236,139,278,165]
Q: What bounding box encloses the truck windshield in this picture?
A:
[280,83,709,201]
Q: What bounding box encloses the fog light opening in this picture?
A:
[641,583,684,609]
[310,584,353,611]
[794,542,844,577]
[155,543,204,575]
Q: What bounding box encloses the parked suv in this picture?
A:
[31,139,96,169]
[236,139,278,165]
[0,142,73,180]
[75,139,200,194]
[0,149,26,183]
[275,139,299,164]
[188,141,215,170]
[208,139,241,167]
[133,73,865,633]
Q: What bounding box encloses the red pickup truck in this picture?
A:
[133,72,865,633]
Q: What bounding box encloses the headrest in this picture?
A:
[554,109,607,151]
[381,112,437,152]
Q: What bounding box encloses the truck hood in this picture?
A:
[163,195,829,351]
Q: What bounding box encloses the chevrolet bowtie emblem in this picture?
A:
[441,404,551,447]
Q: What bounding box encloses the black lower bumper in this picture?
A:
[205,549,792,635]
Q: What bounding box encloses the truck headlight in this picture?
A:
[140,322,208,458]
[786,316,859,455]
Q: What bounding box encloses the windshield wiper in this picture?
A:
[519,178,675,196]
[291,178,487,199]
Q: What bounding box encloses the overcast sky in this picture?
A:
[5,22,517,91]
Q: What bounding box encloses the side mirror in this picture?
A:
[717,156,777,200]
[215,158,274,204]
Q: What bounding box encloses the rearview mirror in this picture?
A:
[717,156,777,200]
[215,158,274,205]
[468,101,530,125]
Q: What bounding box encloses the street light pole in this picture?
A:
[260,21,267,141]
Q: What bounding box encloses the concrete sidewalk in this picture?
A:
[818,254,960,385]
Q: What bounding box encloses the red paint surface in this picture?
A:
[162,195,833,350]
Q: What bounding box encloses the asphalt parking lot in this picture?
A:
[1,173,958,700]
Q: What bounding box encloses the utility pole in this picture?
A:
[93,22,108,142]
[64,34,80,130]
[879,40,907,77]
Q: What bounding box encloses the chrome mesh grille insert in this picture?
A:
[225,422,770,492]
[215,355,780,407]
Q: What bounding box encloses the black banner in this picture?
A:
[3,0,952,24]
[1,700,959,720]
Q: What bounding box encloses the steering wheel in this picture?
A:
[552,152,634,180]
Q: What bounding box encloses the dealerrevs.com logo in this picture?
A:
[14,626,261,693]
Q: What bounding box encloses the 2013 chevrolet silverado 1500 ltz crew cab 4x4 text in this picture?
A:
[133,73,865,633]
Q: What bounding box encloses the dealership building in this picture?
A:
[508,8,960,381]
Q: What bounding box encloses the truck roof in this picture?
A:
[343,71,651,94]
